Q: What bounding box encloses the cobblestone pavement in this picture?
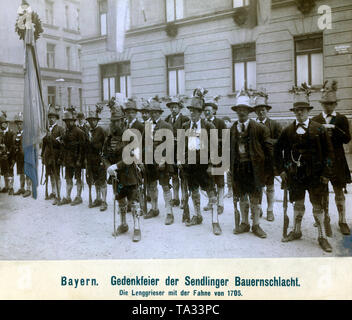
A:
[0,171,352,260]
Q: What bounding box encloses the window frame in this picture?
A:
[232,42,256,92]
[47,86,56,106]
[165,0,184,22]
[46,43,56,69]
[100,61,131,102]
[98,0,108,36]
[294,33,324,87]
[45,0,54,25]
[66,46,71,70]
[166,54,185,96]
[233,0,250,8]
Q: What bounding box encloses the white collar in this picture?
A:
[237,119,250,129]
[209,116,215,122]
[191,119,201,128]
[256,118,267,124]
[295,119,310,127]
[4,127,9,133]
[153,117,161,124]
[49,122,57,129]
[322,111,337,118]
[129,118,137,127]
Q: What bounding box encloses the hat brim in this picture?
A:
[289,106,314,112]
[319,99,338,104]
[187,106,203,111]
[253,104,272,111]
[48,113,60,118]
[86,117,101,121]
[166,102,183,108]
[231,105,254,113]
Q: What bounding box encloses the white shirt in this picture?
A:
[188,119,202,151]
[128,118,137,128]
[295,119,310,134]
[49,123,57,133]
[322,111,337,124]
[171,113,181,123]
[256,118,267,125]
[237,119,250,133]
[152,117,161,132]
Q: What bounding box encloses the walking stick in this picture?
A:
[281,185,289,242]
[45,172,49,200]
[233,196,240,232]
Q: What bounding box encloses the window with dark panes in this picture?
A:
[99,0,108,36]
[48,86,56,106]
[167,54,185,96]
[232,43,256,91]
[67,87,72,107]
[295,33,323,86]
[101,62,131,101]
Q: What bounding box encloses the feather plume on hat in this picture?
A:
[1,111,7,119]
[193,87,208,100]
[95,103,104,115]
[148,95,163,104]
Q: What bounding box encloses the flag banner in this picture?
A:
[107,0,129,53]
[23,28,47,199]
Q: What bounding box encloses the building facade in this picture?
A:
[0,0,82,120]
[79,0,352,131]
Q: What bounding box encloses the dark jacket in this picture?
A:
[86,126,106,166]
[102,133,139,186]
[312,112,351,186]
[60,125,86,168]
[41,124,65,167]
[274,120,334,185]
[260,118,282,176]
[230,119,274,187]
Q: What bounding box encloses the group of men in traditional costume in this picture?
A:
[1,79,351,252]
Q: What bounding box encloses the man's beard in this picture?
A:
[110,124,124,136]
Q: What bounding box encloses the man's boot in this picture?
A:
[14,174,25,195]
[284,203,304,242]
[211,193,222,235]
[163,186,174,225]
[113,205,129,236]
[22,177,32,198]
[337,201,351,235]
[234,198,250,234]
[71,182,83,206]
[100,185,108,212]
[251,204,267,238]
[217,187,224,215]
[314,208,332,253]
[266,184,275,222]
[7,177,14,195]
[186,191,203,226]
[131,202,141,242]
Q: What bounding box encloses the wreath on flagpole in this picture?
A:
[15,10,43,41]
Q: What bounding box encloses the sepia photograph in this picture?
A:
[0,0,352,266]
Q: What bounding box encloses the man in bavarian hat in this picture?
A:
[57,108,86,206]
[76,111,90,136]
[230,91,273,239]
[312,80,351,236]
[85,105,107,211]
[164,95,190,208]
[203,95,227,216]
[181,88,221,235]
[253,91,282,222]
[0,111,15,195]
[41,105,65,204]
[12,112,32,197]
[140,100,152,124]
[124,98,144,134]
[103,105,142,242]
[143,96,175,225]
[275,85,334,252]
